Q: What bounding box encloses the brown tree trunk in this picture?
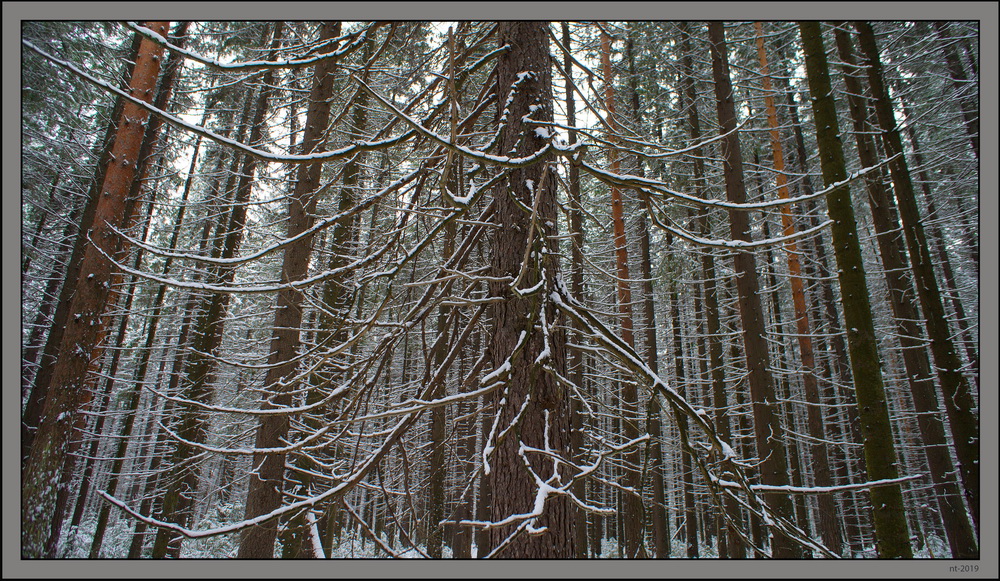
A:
[561,21,592,560]
[622,27,669,559]
[677,21,742,558]
[831,22,978,559]
[283,28,370,559]
[21,32,144,469]
[854,20,979,535]
[151,47,270,555]
[799,21,912,559]
[85,22,190,557]
[670,288,698,558]
[706,21,799,559]
[598,26,646,560]
[772,65,872,554]
[754,22,842,556]
[238,21,342,559]
[20,22,169,559]
[486,21,572,559]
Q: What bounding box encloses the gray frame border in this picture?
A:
[5,2,996,579]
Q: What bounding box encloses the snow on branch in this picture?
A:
[157,415,335,456]
[353,74,555,169]
[717,474,924,495]
[115,168,422,267]
[648,206,834,251]
[23,39,415,165]
[91,224,397,294]
[124,21,375,72]
[577,152,902,211]
[549,278,840,558]
[145,381,350,417]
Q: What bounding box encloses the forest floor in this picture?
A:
[56,514,954,559]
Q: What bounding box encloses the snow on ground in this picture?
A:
[57,512,954,559]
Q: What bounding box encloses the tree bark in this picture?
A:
[486,21,573,559]
[598,25,647,560]
[20,22,169,558]
[799,21,913,559]
[676,21,743,558]
[854,20,979,535]
[754,22,842,556]
[84,22,190,557]
[932,21,979,159]
[21,31,144,469]
[561,21,592,560]
[151,48,269,556]
[707,21,799,559]
[238,21,341,559]
[831,22,978,558]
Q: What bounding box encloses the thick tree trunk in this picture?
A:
[799,21,913,559]
[21,32,144,469]
[85,22,190,557]
[20,22,169,559]
[486,21,573,559]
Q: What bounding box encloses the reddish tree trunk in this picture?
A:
[754,22,842,555]
[21,22,169,559]
[598,26,646,560]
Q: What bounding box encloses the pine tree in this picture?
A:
[21,22,170,559]
[799,21,912,559]
[486,21,573,559]
[707,21,800,559]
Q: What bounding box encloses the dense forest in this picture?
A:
[20,19,981,561]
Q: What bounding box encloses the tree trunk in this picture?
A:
[932,21,979,159]
[86,22,190,556]
[622,27,669,559]
[677,21,742,559]
[799,21,912,559]
[20,22,169,558]
[486,21,573,559]
[831,22,978,559]
[151,54,267,556]
[238,21,341,559]
[854,20,979,535]
[706,21,799,559]
[773,66,873,554]
[598,26,646,560]
[670,288,698,558]
[21,32,144,469]
[561,21,592,560]
[754,22,842,555]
